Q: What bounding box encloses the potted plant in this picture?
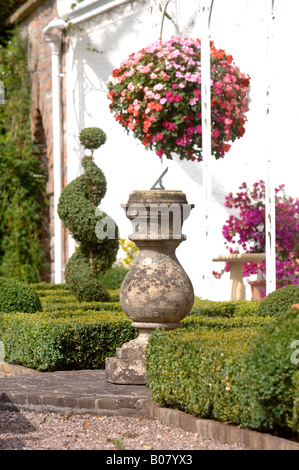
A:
[107,35,250,162]
[213,180,299,298]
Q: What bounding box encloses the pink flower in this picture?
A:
[165,90,173,101]
[160,71,169,79]
[176,137,186,146]
[162,121,178,131]
[212,129,220,138]
[156,148,165,157]
[127,82,135,92]
[172,94,183,102]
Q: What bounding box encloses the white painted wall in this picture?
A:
[60,0,299,300]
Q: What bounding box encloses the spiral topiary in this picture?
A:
[57,128,119,302]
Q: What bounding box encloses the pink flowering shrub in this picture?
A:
[213,181,299,285]
[107,36,250,162]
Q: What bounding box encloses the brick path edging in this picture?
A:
[1,363,298,450]
[143,400,299,451]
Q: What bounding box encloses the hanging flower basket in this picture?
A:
[107,35,250,162]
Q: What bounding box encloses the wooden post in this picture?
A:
[199,1,214,293]
[265,0,276,295]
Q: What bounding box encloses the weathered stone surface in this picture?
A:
[106,189,194,385]
[0,369,151,416]
[105,358,148,385]
[120,244,194,324]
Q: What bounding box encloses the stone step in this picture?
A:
[0,368,151,417]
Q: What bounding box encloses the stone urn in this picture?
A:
[105,190,194,384]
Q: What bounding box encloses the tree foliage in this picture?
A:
[0,1,27,46]
[0,32,46,282]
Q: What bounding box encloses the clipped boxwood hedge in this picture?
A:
[190,297,259,317]
[256,284,299,317]
[182,314,273,330]
[2,281,297,439]
[146,323,260,423]
[99,266,129,289]
[0,277,42,313]
[239,306,299,435]
[1,310,137,371]
[0,283,133,371]
[146,308,299,438]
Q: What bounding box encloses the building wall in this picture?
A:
[12,0,298,296]
[17,0,68,281]
[61,0,299,300]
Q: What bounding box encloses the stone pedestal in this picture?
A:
[105,190,194,385]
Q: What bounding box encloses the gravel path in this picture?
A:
[0,409,244,450]
[0,371,245,450]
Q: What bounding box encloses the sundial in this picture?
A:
[150,167,168,190]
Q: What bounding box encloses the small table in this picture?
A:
[212,253,266,300]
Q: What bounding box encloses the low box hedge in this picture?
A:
[146,308,299,438]
[190,297,260,317]
[146,323,259,422]
[3,281,297,439]
[182,314,273,330]
[0,310,137,371]
[0,283,130,371]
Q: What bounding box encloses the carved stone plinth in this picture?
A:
[105,190,194,385]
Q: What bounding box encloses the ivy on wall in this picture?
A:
[0,31,46,282]
[0,1,28,46]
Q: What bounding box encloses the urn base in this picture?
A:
[105,322,180,384]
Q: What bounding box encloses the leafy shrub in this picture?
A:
[234,300,259,316]
[99,266,129,289]
[146,323,259,422]
[0,277,42,313]
[182,314,272,330]
[58,128,119,302]
[0,32,46,282]
[190,297,260,317]
[119,238,139,268]
[1,310,137,371]
[240,306,299,435]
[146,309,299,437]
[30,282,69,291]
[78,127,106,153]
[257,284,299,317]
[292,371,299,433]
[64,249,111,302]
